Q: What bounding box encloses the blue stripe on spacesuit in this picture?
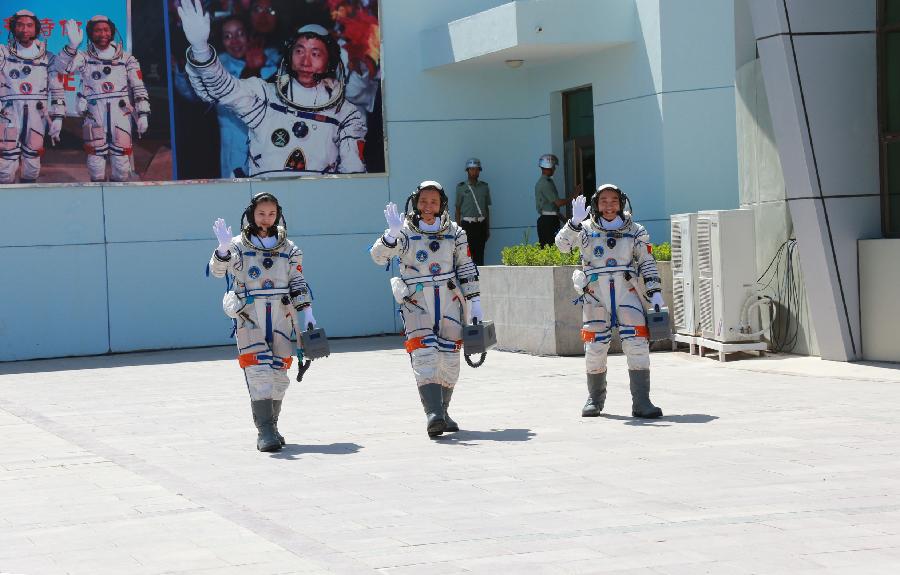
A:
[268,103,341,126]
[609,279,618,327]
[274,330,292,341]
[443,315,462,326]
[621,304,644,314]
[433,286,440,333]
[239,342,267,352]
[265,303,273,344]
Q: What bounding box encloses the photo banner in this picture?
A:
[1,0,384,184]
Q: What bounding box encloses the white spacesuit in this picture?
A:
[556,184,664,419]
[0,10,66,183]
[370,181,481,437]
[54,16,149,182]
[178,0,366,177]
[209,193,315,452]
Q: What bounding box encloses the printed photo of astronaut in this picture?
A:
[1,1,172,184]
[170,0,384,180]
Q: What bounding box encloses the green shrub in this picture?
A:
[652,242,671,261]
[501,243,581,266]
[500,240,671,265]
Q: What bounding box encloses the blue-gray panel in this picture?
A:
[289,233,397,337]
[248,176,389,237]
[106,240,236,352]
[783,0,875,33]
[104,181,253,243]
[793,34,878,197]
[0,244,109,361]
[0,186,104,247]
[661,88,740,216]
[749,0,789,39]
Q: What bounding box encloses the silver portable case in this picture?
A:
[300,327,331,360]
[645,310,671,342]
[462,321,497,355]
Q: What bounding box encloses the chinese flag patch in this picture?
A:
[647,244,652,254]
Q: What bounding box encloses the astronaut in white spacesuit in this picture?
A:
[178,0,367,178]
[0,9,66,183]
[209,192,317,452]
[556,184,664,419]
[370,181,482,438]
[57,16,150,182]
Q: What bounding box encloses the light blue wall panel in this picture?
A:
[593,95,665,219]
[292,233,397,337]
[0,244,109,361]
[107,240,234,352]
[662,88,740,219]
[248,176,390,238]
[659,0,735,92]
[0,187,105,247]
[104,181,254,243]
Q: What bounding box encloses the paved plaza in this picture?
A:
[2,338,900,574]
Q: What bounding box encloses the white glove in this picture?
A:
[64,19,82,50]
[650,292,666,312]
[48,118,62,145]
[213,218,232,254]
[383,202,403,242]
[302,306,316,329]
[136,115,148,136]
[468,297,483,324]
[177,0,212,60]
[570,195,589,226]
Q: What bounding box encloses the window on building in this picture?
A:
[879,0,900,236]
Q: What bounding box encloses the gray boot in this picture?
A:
[251,399,282,452]
[272,400,286,445]
[629,370,663,419]
[418,383,446,437]
[582,372,608,417]
[442,386,459,432]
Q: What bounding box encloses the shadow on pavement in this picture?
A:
[270,442,363,459]
[434,428,536,445]
[598,413,719,426]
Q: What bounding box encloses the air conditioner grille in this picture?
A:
[697,218,712,276]
[673,279,685,329]
[699,276,714,334]
[671,221,683,273]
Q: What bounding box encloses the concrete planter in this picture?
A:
[479,261,673,356]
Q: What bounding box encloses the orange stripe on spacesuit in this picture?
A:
[238,353,259,368]
[405,336,427,353]
[581,329,595,343]
[635,325,649,338]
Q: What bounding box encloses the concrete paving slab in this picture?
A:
[1,338,900,574]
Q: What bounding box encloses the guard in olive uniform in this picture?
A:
[534,153,567,247]
[455,157,491,265]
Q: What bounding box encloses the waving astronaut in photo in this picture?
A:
[178,0,367,177]
[370,181,482,438]
[0,9,67,183]
[556,184,664,419]
[209,192,317,452]
[56,16,150,182]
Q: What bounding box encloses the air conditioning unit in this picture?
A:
[696,209,758,342]
[670,213,700,336]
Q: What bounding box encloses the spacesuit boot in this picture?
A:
[582,372,608,417]
[250,399,282,452]
[442,386,459,432]
[629,370,663,419]
[272,399,286,446]
[418,383,446,438]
